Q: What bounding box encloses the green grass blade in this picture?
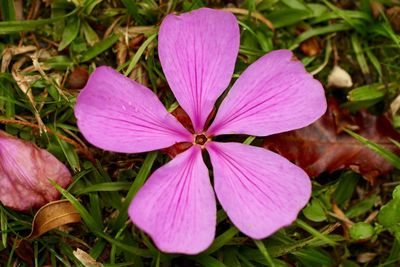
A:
[73,182,131,195]
[124,33,158,76]
[0,206,7,248]
[351,34,370,78]
[204,227,239,254]
[113,151,158,229]
[1,0,16,21]
[80,34,120,62]
[193,255,227,267]
[290,23,352,50]
[95,231,152,258]
[51,181,102,233]
[0,10,76,34]
[58,15,80,51]
[254,240,277,267]
[344,129,400,170]
[295,219,337,246]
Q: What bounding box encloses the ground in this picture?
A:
[1,0,400,266]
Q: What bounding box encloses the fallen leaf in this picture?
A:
[357,252,377,263]
[11,57,45,132]
[27,200,81,240]
[387,6,400,33]
[73,248,103,267]
[14,239,33,264]
[300,37,321,57]
[0,130,72,211]
[370,1,384,19]
[116,37,128,66]
[263,98,400,184]
[128,34,145,49]
[1,45,36,72]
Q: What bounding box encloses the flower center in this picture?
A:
[194,133,209,146]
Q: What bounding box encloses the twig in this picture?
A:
[222,7,274,31]
[0,118,95,162]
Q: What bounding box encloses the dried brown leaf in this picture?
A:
[300,37,321,57]
[263,98,400,184]
[387,6,400,33]
[116,37,128,66]
[27,200,81,240]
[73,248,103,267]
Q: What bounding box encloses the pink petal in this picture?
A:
[206,142,311,239]
[159,8,239,132]
[0,131,72,211]
[208,50,327,136]
[74,66,192,153]
[128,146,216,254]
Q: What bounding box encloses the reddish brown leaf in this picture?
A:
[370,1,384,19]
[387,6,400,33]
[263,98,400,184]
[14,239,33,265]
[128,34,145,50]
[300,37,321,57]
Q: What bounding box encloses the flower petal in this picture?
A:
[208,50,327,136]
[129,146,216,254]
[206,142,311,239]
[74,66,192,153]
[159,8,239,132]
[0,131,72,211]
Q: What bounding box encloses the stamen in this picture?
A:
[194,133,208,146]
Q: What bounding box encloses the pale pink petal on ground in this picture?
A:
[207,142,311,239]
[159,8,239,132]
[74,66,192,153]
[129,146,216,254]
[208,50,327,136]
[0,131,72,211]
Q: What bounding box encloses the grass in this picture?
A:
[1,0,400,266]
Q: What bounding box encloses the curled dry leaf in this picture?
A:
[116,37,128,66]
[370,1,384,19]
[300,37,321,57]
[263,98,400,184]
[387,6,400,33]
[27,200,80,240]
[357,252,377,263]
[73,248,104,267]
[0,131,72,211]
[327,65,353,88]
[1,45,36,72]
[12,57,46,132]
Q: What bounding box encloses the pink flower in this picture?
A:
[74,8,327,254]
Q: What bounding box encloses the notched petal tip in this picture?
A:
[159,7,240,132]
[0,131,72,211]
[129,146,216,254]
[208,49,327,137]
[74,65,192,154]
[207,142,311,239]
